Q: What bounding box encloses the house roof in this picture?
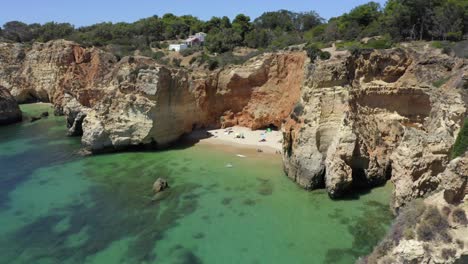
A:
[186,37,201,42]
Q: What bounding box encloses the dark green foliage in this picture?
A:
[442,248,457,259]
[305,42,331,62]
[452,208,468,225]
[172,58,182,67]
[151,51,165,60]
[364,36,393,49]
[189,56,197,65]
[432,76,451,88]
[452,118,468,159]
[365,199,425,262]
[205,28,242,53]
[208,59,219,70]
[254,10,323,32]
[365,201,457,262]
[232,14,253,41]
[416,206,450,242]
[1,0,466,58]
[180,47,200,57]
[293,102,304,117]
[319,51,331,60]
[244,28,272,48]
[336,35,393,51]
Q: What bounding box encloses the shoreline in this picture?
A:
[187,126,283,155]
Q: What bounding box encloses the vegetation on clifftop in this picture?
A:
[451,118,468,159]
[0,0,466,57]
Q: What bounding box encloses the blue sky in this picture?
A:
[0,0,387,27]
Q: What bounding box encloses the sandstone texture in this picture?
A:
[0,85,22,125]
[0,40,304,152]
[362,154,468,264]
[282,46,467,211]
[0,39,467,264]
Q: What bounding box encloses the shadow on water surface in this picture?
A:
[0,122,80,210]
[0,177,203,263]
[324,200,393,263]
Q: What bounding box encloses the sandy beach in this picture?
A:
[189,126,283,154]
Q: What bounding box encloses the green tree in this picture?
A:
[254,10,295,31]
[432,0,465,40]
[245,28,271,48]
[296,11,324,32]
[382,0,412,40]
[451,118,468,159]
[205,28,242,53]
[36,22,74,42]
[232,14,252,41]
[204,17,229,33]
[2,21,34,42]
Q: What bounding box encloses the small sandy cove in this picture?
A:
[189,126,283,154]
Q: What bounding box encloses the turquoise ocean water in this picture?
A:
[0,104,393,264]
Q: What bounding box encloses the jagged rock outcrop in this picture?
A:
[0,40,304,152]
[0,40,116,106]
[283,47,467,209]
[362,154,468,264]
[0,85,22,125]
[212,52,305,129]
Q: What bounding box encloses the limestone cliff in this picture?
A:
[0,39,467,263]
[0,40,304,151]
[282,46,467,211]
[0,40,116,106]
[362,154,468,264]
[0,85,21,125]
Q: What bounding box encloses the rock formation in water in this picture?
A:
[153,178,169,193]
[282,46,467,211]
[0,85,22,125]
[0,40,304,151]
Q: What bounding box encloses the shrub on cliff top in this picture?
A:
[305,42,331,62]
[452,208,468,225]
[416,206,450,242]
[451,118,468,159]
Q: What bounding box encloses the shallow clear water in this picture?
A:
[0,104,394,264]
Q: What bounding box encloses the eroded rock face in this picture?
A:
[213,52,305,130]
[0,40,116,106]
[362,154,468,264]
[283,47,467,207]
[0,85,22,125]
[0,40,304,152]
[153,178,169,193]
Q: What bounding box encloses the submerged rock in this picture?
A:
[30,116,41,122]
[153,178,169,193]
[0,85,22,125]
[363,154,468,264]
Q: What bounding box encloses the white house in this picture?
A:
[194,32,207,42]
[168,43,188,52]
[185,32,207,46]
